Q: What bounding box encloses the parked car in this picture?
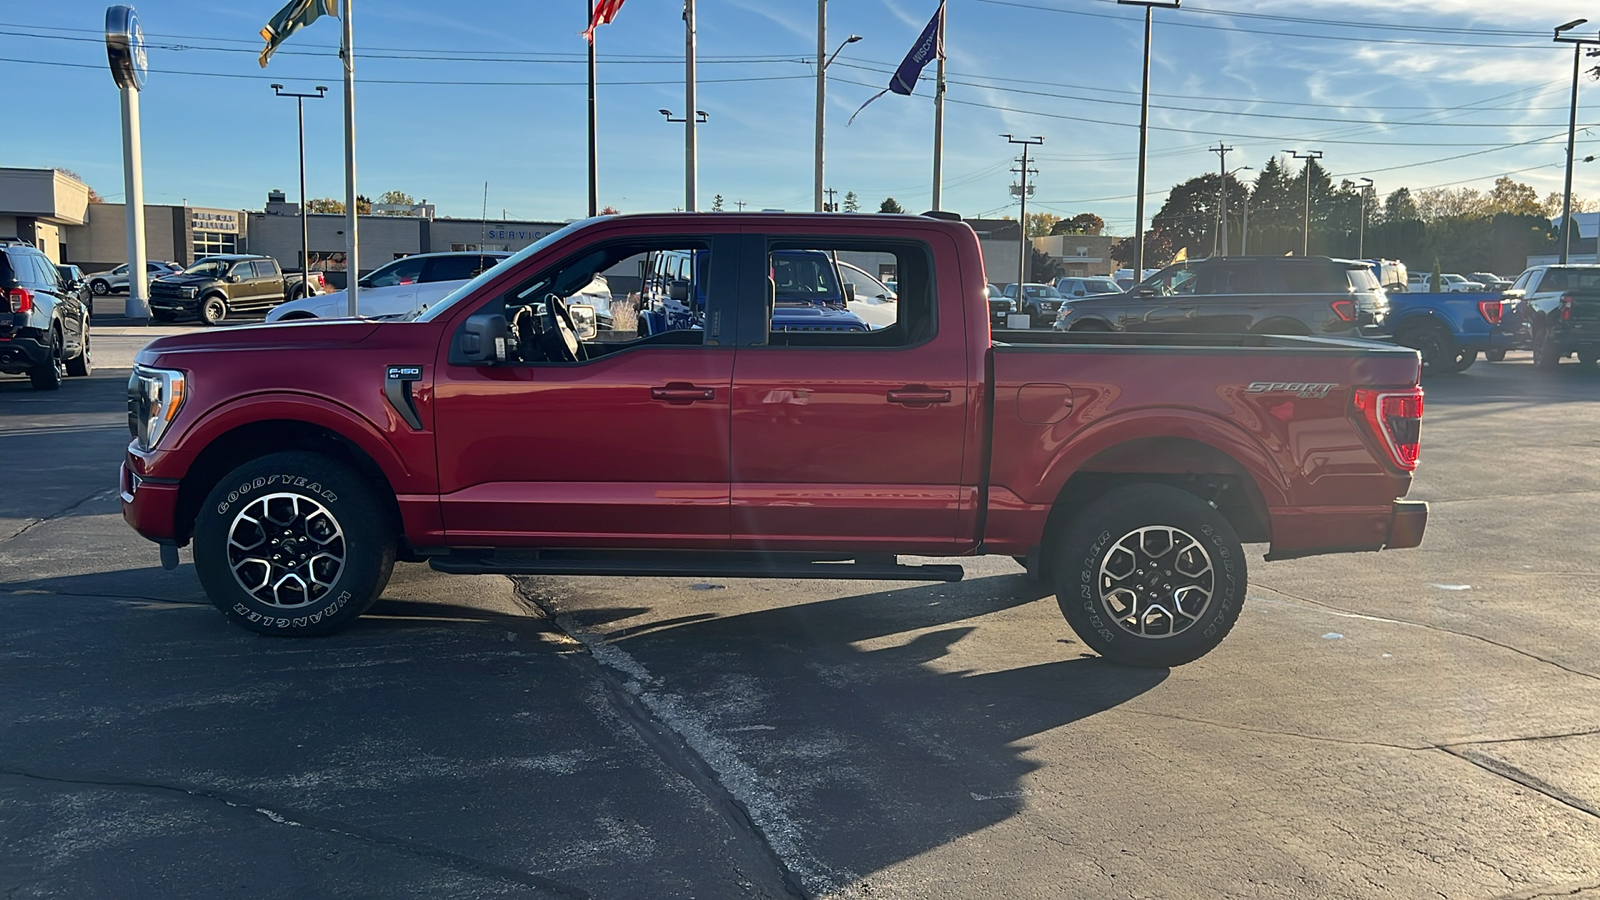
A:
[1386,289,1522,376]
[1003,283,1067,326]
[1,241,91,389]
[1053,276,1122,299]
[148,254,321,325]
[55,265,92,312]
[1507,264,1600,368]
[837,260,898,330]
[267,251,512,324]
[1407,273,1484,293]
[1053,256,1388,338]
[85,260,182,296]
[121,212,1427,667]
[985,285,1016,327]
[1468,272,1514,291]
[1364,259,1408,292]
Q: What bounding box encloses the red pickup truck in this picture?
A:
[122,213,1426,667]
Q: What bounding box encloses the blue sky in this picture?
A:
[5,0,1600,232]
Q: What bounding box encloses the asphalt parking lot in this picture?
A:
[3,330,1600,899]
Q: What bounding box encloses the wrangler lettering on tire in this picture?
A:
[194,451,393,636]
[1052,484,1247,667]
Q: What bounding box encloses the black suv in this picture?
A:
[1,242,91,390]
[1051,256,1389,338]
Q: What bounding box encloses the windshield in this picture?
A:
[1083,279,1120,294]
[182,259,230,278]
[416,219,594,322]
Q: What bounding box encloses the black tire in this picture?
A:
[1484,349,1507,363]
[152,310,177,323]
[1455,348,1478,372]
[90,279,109,296]
[65,332,91,377]
[1532,326,1562,370]
[1051,484,1246,667]
[28,331,62,391]
[193,451,395,637]
[1397,323,1464,375]
[200,294,228,327]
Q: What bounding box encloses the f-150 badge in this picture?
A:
[1244,381,1337,399]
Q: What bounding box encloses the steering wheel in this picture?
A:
[539,293,583,363]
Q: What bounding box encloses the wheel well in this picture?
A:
[279,311,317,321]
[1069,319,1111,332]
[1394,315,1446,336]
[1035,437,1271,578]
[173,419,402,547]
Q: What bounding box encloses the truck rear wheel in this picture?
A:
[1397,323,1465,375]
[1484,349,1507,363]
[193,451,394,637]
[1051,484,1246,668]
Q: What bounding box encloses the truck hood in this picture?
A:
[135,320,382,366]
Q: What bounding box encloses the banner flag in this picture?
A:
[259,0,338,68]
[849,1,945,125]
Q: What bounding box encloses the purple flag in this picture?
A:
[849,1,945,125]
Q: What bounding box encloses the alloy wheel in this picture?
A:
[1094,525,1215,639]
[226,493,346,609]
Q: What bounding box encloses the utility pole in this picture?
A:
[1286,149,1323,256]
[1357,177,1374,258]
[1118,0,1179,279]
[931,2,946,211]
[735,199,746,211]
[1004,134,1043,296]
[1209,143,1232,257]
[587,0,599,217]
[1240,188,1250,256]
[1554,19,1599,264]
[824,187,839,212]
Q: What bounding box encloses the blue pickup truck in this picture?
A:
[1385,288,1524,375]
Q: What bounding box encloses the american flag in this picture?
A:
[582,0,627,43]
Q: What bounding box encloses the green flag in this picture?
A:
[259,0,338,68]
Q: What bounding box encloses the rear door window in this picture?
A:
[423,255,482,283]
[1346,266,1381,292]
[369,257,425,288]
[1277,262,1347,293]
[252,260,279,279]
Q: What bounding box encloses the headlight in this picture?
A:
[183,287,198,298]
[128,366,186,451]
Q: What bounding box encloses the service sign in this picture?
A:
[105,5,148,91]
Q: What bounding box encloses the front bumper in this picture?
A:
[0,332,52,373]
[148,295,200,313]
[121,458,183,545]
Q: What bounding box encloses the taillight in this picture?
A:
[7,287,32,313]
[1477,299,1502,325]
[1353,387,1423,471]
[1561,293,1574,322]
[1330,299,1357,322]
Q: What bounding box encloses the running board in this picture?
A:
[428,550,964,583]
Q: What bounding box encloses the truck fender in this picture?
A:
[1030,407,1290,512]
[169,391,418,490]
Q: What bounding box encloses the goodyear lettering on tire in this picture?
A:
[217,473,338,515]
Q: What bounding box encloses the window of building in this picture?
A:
[193,231,239,258]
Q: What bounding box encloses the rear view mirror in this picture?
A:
[456,312,510,365]
[669,279,690,303]
[568,304,598,340]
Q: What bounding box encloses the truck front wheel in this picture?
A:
[1051,484,1246,668]
[193,451,395,637]
[200,294,228,326]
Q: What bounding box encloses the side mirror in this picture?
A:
[226,274,240,283]
[843,283,857,303]
[455,312,510,365]
[568,304,599,340]
[668,279,690,302]
[358,276,373,288]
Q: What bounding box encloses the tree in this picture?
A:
[1543,191,1594,215]
[1151,171,1252,259]
[601,205,620,215]
[377,190,415,206]
[879,197,905,214]
[306,198,345,213]
[1111,228,1174,269]
[356,194,372,215]
[1029,246,1064,283]
[843,191,860,213]
[1485,177,1541,217]
[711,194,724,212]
[1051,213,1104,235]
[56,169,103,203]
[1025,212,1060,237]
[1384,188,1421,222]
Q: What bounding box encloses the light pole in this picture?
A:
[1286,149,1323,256]
[814,3,861,213]
[684,0,698,211]
[1003,134,1043,297]
[1357,176,1374,259]
[1554,19,1598,264]
[1220,165,1250,257]
[660,108,708,213]
[271,83,327,286]
[1119,0,1179,278]
[1240,178,1253,255]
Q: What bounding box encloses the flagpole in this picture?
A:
[587,0,599,218]
[931,3,945,211]
[684,0,697,212]
[341,0,359,317]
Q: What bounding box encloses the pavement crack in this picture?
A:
[1119,708,1429,750]
[1438,747,1600,823]
[0,766,590,898]
[0,488,116,545]
[0,586,205,605]
[1251,587,1600,683]
[511,577,814,900]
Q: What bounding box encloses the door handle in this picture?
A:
[652,384,717,403]
[887,387,951,406]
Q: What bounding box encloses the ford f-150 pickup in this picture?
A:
[121,213,1428,667]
